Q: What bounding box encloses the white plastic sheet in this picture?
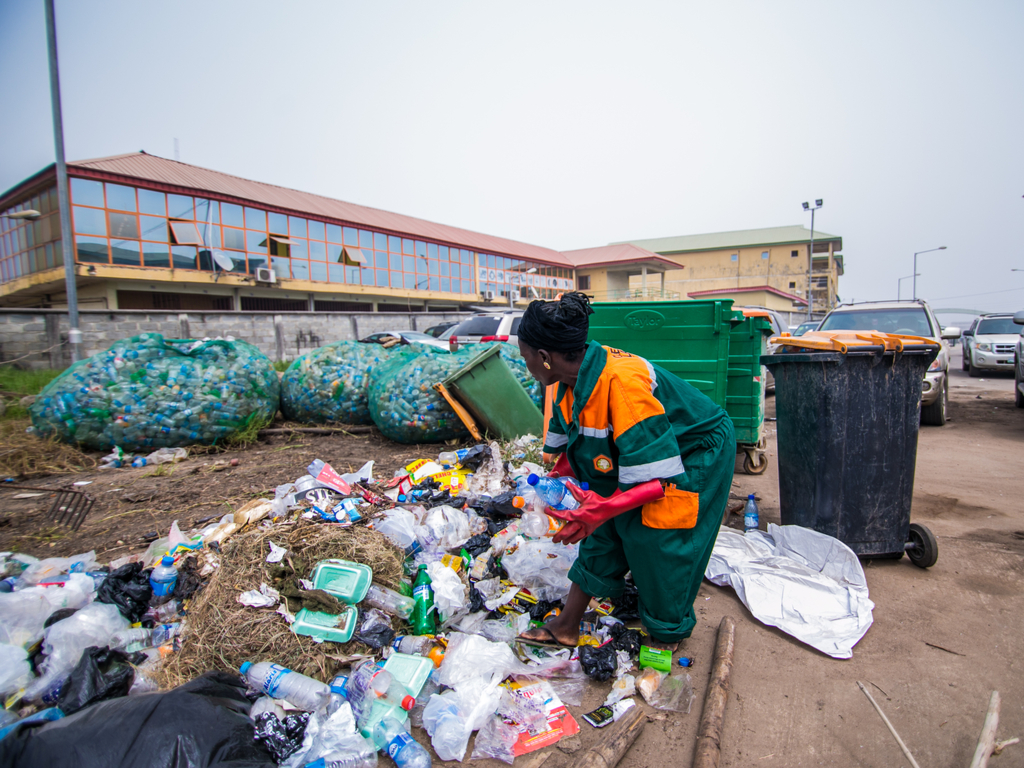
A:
[705,524,874,659]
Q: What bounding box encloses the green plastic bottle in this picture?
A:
[411,565,436,635]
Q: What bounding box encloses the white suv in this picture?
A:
[816,300,961,425]
[961,313,1019,376]
[447,311,523,350]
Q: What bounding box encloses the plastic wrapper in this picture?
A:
[579,645,617,682]
[374,508,418,554]
[637,670,695,713]
[547,676,585,707]
[356,608,395,650]
[425,561,468,624]
[281,340,391,425]
[0,671,276,768]
[500,538,579,602]
[0,574,95,648]
[253,711,310,762]
[437,633,519,691]
[496,687,548,735]
[705,524,874,659]
[604,674,636,706]
[418,505,471,551]
[56,646,144,715]
[469,714,519,764]
[17,552,97,587]
[609,623,643,657]
[96,562,153,623]
[422,691,469,762]
[30,333,280,451]
[0,644,32,696]
[367,345,472,444]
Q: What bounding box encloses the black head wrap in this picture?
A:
[517,291,594,353]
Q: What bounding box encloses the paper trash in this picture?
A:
[705,524,874,659]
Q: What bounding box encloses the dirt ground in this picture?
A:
[2,344,1021,767]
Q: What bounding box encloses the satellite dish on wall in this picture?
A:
[212,249,234,271]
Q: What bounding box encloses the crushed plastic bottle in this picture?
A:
[240,661,330,712]
[364,585,414,619]
[372,715,431,768]
[527,474,585,511]
[517,502,567,539]
[346,663,414,722]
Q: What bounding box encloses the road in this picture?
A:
[613,344,1024,768]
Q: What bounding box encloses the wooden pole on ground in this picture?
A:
[569,705,646,768]
[857,681,922,768]
[969,691,1001,768]
[693,616,736,768]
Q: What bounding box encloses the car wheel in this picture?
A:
[1016,361,1024,409]
[921,378,948,426]
[962,348,969,371]
[968,358,980,377]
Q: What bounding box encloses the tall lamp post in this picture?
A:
[912,246,946,300]
[897,273,919,301]
[801,199,823,321]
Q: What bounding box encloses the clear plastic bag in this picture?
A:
[0,573,95,648]
[422,691,469,762]
[0,644,32,696]
[637,669,696,713]
[501,538,579,602]
[425,561,467,624]
[418,505,470,551]
[469,714,519,764]
[375,508,418,553]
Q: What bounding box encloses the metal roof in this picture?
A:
[66,152,571,267]
[617,225,842,255]
[561,243,680,270]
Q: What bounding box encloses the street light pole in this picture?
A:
[912,246,947,300]
[45,0,80,363]
[802,199,823,321]
[898,273,919,301]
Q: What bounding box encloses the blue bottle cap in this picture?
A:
[239,661,252,674]
[161,555,175,566]
[527,474,540,485]
[748,494,755,500]
[581,482,589,490]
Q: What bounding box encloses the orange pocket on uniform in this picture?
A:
[641,483,699,529]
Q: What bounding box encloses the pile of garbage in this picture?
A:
[280,341,392,426]
[29,333,281,452]
[0,439,699,767]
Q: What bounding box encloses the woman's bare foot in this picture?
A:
[517,613,580,647]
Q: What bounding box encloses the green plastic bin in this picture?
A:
[441,344,543,440]
[726,311,772,445]
[587,300,735,406]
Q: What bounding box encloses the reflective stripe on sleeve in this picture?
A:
[619,455,685,483]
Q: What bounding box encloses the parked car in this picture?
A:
[359,330,450,351]
[1014,311,1024,408]
[816,300,961,425]
[734,306,789,394]
[791,320,819,337]
[447,311,524,350]
[424,321,459,338]
[961,313,1019,377]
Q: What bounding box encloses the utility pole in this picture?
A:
[802,200,823,322]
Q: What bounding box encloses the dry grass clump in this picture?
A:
[0,419,98,479]
[158,519,403,688]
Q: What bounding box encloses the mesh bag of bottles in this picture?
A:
[367,344,474,444]
[30,333,281,451]
[494,342,543,408]
[280,340,392,425]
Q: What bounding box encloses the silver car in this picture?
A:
[816,300,961,425]
[961,313,1019,376]
[359,331,451,352]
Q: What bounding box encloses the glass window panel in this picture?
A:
[429,277,439,291]
[221,202,244,228]
[247,253,269,272]
[138,188,166,215]
[340,265,355,283]
[291,260,310,280]
[171,245,197,269]
[291,239,308,260]
[462,250,471,264]
[428,243,437,259]
[310,261,328,281]
[342,227,358,245]
[141,241,170,268]
[194,198,219,224]
[462,264,473,279]
[309,240,326,261]
[359,230,373,249]
[388,235,400,252]
[25,225,34,247]
[416,258,428,275]
[45,242,54,268]
[487,254,496,268]
[170,221,203,245]
[375,252,388,269]
[246,230,267,253]
[376,271,388,287]
[440,261,449,277]
[73,206,106,236]
[70,178,104,207]
[245,207,266,231]
[403,273,416,290]
[223,228,245,251]
[402,238,414,255]
[328,243,344,262]
[416,241,427,258]
[361,267,374,284]
[288,216,307,238]
[105,184,136,211]
[108,212,140,239]
[326,224,342,243]
[428,260,438,275]
[75,235,108,263]
[441,278,450,292]
[197,249,213,271]
[268,212,288,233]
[272,257,291,278]
[168,194,194,220]
[439,246,449,260]
[390,253,402,271]
[307,220,325,241]
[328,263,345,283]
[404,256,415,273]
[111,239,142,266]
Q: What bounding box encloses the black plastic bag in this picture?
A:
[609,623,643,658]
[528,599,560,622]
[57,646,144,715]
[253,711,309,762]
[579,645,618,682]
[610,582,640,622]
[96,562,153,623]
[356,612,396,650]
[0,671,275,768]
[458,445,490,470]
[173,556,205,601]
[464,532,492,558]
[483,491,521,519]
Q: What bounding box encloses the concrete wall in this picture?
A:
[0,309,470,369]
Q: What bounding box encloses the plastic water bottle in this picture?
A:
[527,474,581,511]
[304,743,378,768]
[391,635,432,655]
[110,626,155,650]
[515,498,566,538]
[239,661,330,712]
[347,663,413,718]
[743,494,759,533]
[365,584,414,619]
[372,716,431,768]
[326,673,349,715]
[149,556,178,600]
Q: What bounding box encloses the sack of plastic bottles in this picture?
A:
[280,340,392,425]
[29,333,280,451]
[367,344,473,444]
[493,342,543,407]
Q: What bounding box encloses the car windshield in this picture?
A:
[819,307,934,336]
[400,331,435,341]
[977,318,1019,335]
[452,316,501,336]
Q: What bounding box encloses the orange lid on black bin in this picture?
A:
[769,330,940,354]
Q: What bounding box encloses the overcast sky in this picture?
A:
[2,1,1021,319]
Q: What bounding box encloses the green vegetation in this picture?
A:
[0,368,63,421]
[272,360,291,372]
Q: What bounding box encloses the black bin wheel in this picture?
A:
[906,523,938,568]
[743,452,768,475]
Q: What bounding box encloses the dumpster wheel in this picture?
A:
[906,523,938,568]
[742,445,768,475]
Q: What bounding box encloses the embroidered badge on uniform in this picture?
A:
[593,455,614,473]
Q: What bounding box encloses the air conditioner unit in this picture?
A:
[482,290,495,301]
[510,290,521,302]
[255,267,276,284]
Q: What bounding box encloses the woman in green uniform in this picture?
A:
[516,292,735,650]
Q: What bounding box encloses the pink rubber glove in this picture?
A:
[546,453,575,480]
[549,480,665,545]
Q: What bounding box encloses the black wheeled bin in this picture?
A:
[763,331,941,568]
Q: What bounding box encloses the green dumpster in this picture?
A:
[587,300,735,407]
[440,344,543,440]
[726,310,772,439]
